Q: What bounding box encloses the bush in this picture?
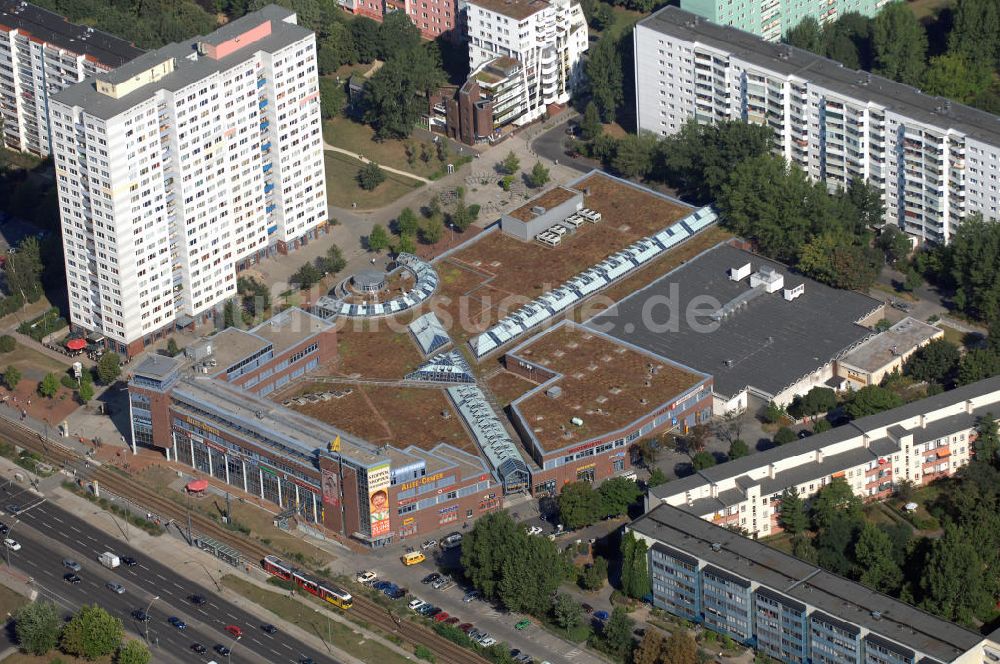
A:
[773,427,796,445]
[0,335,15,353]
[432,623,474,647]
[60,374,77,389]
[17,308,67,342]
[414,645,436,662]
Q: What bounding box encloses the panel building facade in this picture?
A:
[0,0,142,156]
[679,0,893,42]
[634,6,1000,243]
[49,5,327,356]
[631,503,999,664]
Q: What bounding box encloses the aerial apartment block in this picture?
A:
[647,375,1000,538]
[629,502,1000,664]
[48,5,327,356]
[343,0,459,40]
[460,0,588,138]
[679,0,893,42]
[0,0,142,156]
[634,6,1000,243]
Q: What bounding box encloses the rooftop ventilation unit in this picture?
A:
[871,611,882,620]
[531,206,546,216]
[784,284,804,301]
[711,542,722,552]
[729,262,751,281]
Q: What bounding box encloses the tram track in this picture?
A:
[0,417,488,664]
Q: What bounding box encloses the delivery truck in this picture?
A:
[98,551,120,569]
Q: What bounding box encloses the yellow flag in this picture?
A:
[329,435,341,453]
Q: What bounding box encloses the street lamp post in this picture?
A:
[143,595,159,643]
[184,560,222,592]
[94,510,129,543]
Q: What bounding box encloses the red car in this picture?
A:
[433,612,450,623]
[444,617,460,625]
[458,623,474,633]
[225,625,243,638]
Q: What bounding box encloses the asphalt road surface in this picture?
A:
[530,123,596,174]
[1,486,336,664]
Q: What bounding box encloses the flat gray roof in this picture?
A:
[248,307,331,356]
[133,353,182,380]
[0,0,143,67]
[587,242,880,398]
[52,5,309,120]
[639,6,1000,147]
[631,504,985,662]
[840,317,942,373]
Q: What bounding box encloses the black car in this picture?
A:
[215,644,231,656]
[5,505,18,515]
[189,594,207,605]
[63,573,81,584]
[0,522,8,534]
[132,610,150,622]
[300,659,315,664]
[261,624,278,634]
[121,556,138,567]
[421,573,441,585]
[191,643,207,654]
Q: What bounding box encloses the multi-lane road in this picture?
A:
[2,485,336,664]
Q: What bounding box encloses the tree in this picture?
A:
[397,207,420,236]
[500,151,520,176]
[975,413,1000,465]
[792,534,819,563]
[222,297,242,329]
[948,0,1000,70]
[357,161,386,190]
[4,365,20,390]
[397,233,417,255]
[647,467,667,487]
[778,487,808,534]
[165,338,180,357]
[420,216,445,245]
[686,423,710,454]
[773,427,796,446]
[789,386,838,419]
[4,236,43,303]
[633,630,666,664]
[904,339,960,385]
[14,601,60,655]
[551,592,582,629]
[580,101,602,141]
[632,438,659,467]
[117,640,152,664]
[362,46,445,139]
[822,12,874,70]
[763,401,785,424]
[785,16,822,53]
[291,262,323,289]
[844,385,903,419]
[811,478,863,530]
[798,232,882,291]
[662,630,698,664]
[920,523,992,624]
[872,3,927,86]
[611,133,657,179]
[350,17,381,62]
[922,54,992,104]
[814,510,860,576]
[947,214,1000,322]
[318,246,347,275]
[368,224,390,252]
[318,77,345,120]
[78,379,94,403]
[377,10,421,61]
[813,418,832,434]
[877,226,912,266]
[61,605,125,659]
[691,451,716,470]
[728,438,749,460]
[585,35,624,122]
[854,522,902,593]
[620,531,651,599]
[598,477,642,518]
[527,161,550,188]
[601,608,635,659]
[579,556,608,591]
[559,481,601,529]
[0,335,15,353]
[449,199,475,232]
[38,372,58,398]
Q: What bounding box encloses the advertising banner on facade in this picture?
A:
[321,467,340,507]
[367,463,392,538]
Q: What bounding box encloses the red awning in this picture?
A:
[66,338,87,351]
[186,479,209,492]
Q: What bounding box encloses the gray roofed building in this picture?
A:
[629,503,988,663]
[587,241,881,405]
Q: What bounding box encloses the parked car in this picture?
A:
[387,588,407,600]
[433,612,450,623]
[515,619,531,630]
[594,610,610,621]
[526,526,543,535]
[420,539,437,550]
[132,610,150,622]
[458,623,474,633]
[4,538,20,551]
[215,644,231,656]
[480,636,497,647]
[426,607,443,618]
[373,580,391,591]
[432,576,450,590]
[463,590,480,603]
[444,617,460,625]
[421,573,441,585]
[357,570,377,584]
[408,599,426,611]
[418,604,438,616]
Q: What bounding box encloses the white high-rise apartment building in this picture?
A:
[635,6,1000,244]
[679,0,893,42]
[465,0,588,126]
[49,5,327,356]
[0,0,142,156]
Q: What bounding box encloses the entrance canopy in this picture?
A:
[186,479,209,492]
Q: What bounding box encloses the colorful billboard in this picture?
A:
[367,463,391,538]
[321,467,340,507]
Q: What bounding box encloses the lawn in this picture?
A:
[938,324,968,347]
[0,584,26,619]
[222,575,414,664]
[324,152,423,210]
[0,655,113,664]
[595,6,644,39]
[908,0,951,20]
[323,115,451,180]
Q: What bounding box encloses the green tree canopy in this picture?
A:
[947,214,1000,322]
[905,338,960,385]
[872,3,927,86]
[14,601,60,656]
[922,54,992,104]
[585,35,624,122]
[610,133,657,179]
[420,216,445,245]
[633,630,667,664]
[779,487,809,534]
[368,224,390,252]
[38,373,59,398]
[0,335,15,353]
[600,607,635,659]
[877,226,912,266]
[844,385,903,420]
[920,523,993,624]
[975,413,1000,465]
[357,161,386,190]
[785,16,822,53]
[4,236,43,303]
[551,592,582,629]
[811,478,863,530]
[691,451,716,470]
[773,427,796,446]
[558,481,601,529]
[377,10,422,61]
[958,349,1000,386]
[96,352,121,385]
[662,630,698,664]
[291,262,323,289]
[4,365,20,390]
[948,0,1000,70]
[500,151,520,176]
[854,522,902,593]
[789,386,838,419]
[620,531,652,599]
[61,605,124,659]
[597,477,642,518]
[580,101,603,141]
[362,45,444,139]
[117,639,152,664]
[728,439,749,460]
[822,12,874,70]
[397,208,420,236]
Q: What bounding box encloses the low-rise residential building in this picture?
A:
[629,502,998,663]
[0,0,142,156]
[634,5,1000,243]
[836,316,943,387]
[342,1,459,40]
[679,0,893,42]
[647,376,1000,538]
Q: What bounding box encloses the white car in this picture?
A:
[479,636,497,647]
[526,526,543,536]
[408,598,426,611]
[356,570,377,585]
[3,538,20,551]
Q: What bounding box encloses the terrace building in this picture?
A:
[679,0,893,42]
[629,502,999,663]
[646,375,1000,538]
[0,0,142,156]
[634,5,1000,243]
[835,316,943,387]
[49,5,327,356]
